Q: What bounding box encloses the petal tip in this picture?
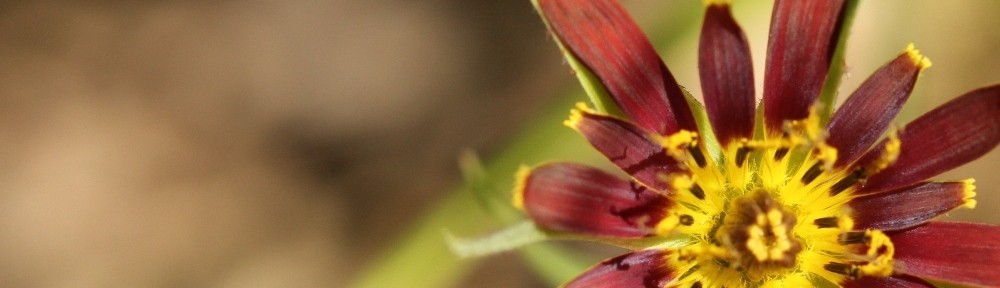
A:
[511,165,532,209]
[905,43,933,69]
[563,103,589,129]
[962,178,977,209]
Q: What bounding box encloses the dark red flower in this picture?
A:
[515,0,1000,287]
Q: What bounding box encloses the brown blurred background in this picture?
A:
[0,0,997,287]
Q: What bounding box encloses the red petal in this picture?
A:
[762,0,847,133]
[890,222,1000,287]
[699,3,755,145]
[568,109,684,191]
[564,249,675,288]
[859,85,1000,194]
[537,0,696,135]
[519,163,673,238]
[842,275,935,288]
[826,49,926,168]
[850,181,972,231]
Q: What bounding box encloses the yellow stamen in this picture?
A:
[857,230,895,277]
[813,141,839,171]
[781,106,825,141]
[657,130,698,159]
[866,129,901,173]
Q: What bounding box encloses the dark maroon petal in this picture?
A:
[762,0,847,133]
[565,249,674,288]
[518,163,673,238]
[826,49,927,168]
[568,109,684,191]
[537,0,696,135]
[850,181,972,231]
[859,85,1000,194]
[842,275,935,288]
[699,2,755,145]
[890,222,1000,287]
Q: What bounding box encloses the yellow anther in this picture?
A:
[745,218,794,263]
[746,225,770,261]
[767,209,784,227]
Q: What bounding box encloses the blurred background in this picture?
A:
[0,0,998,287]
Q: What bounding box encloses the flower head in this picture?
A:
[516,0,1000,287]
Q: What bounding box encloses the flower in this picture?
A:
[513,0,1000,287]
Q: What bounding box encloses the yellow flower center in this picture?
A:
[651,111,902,287]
